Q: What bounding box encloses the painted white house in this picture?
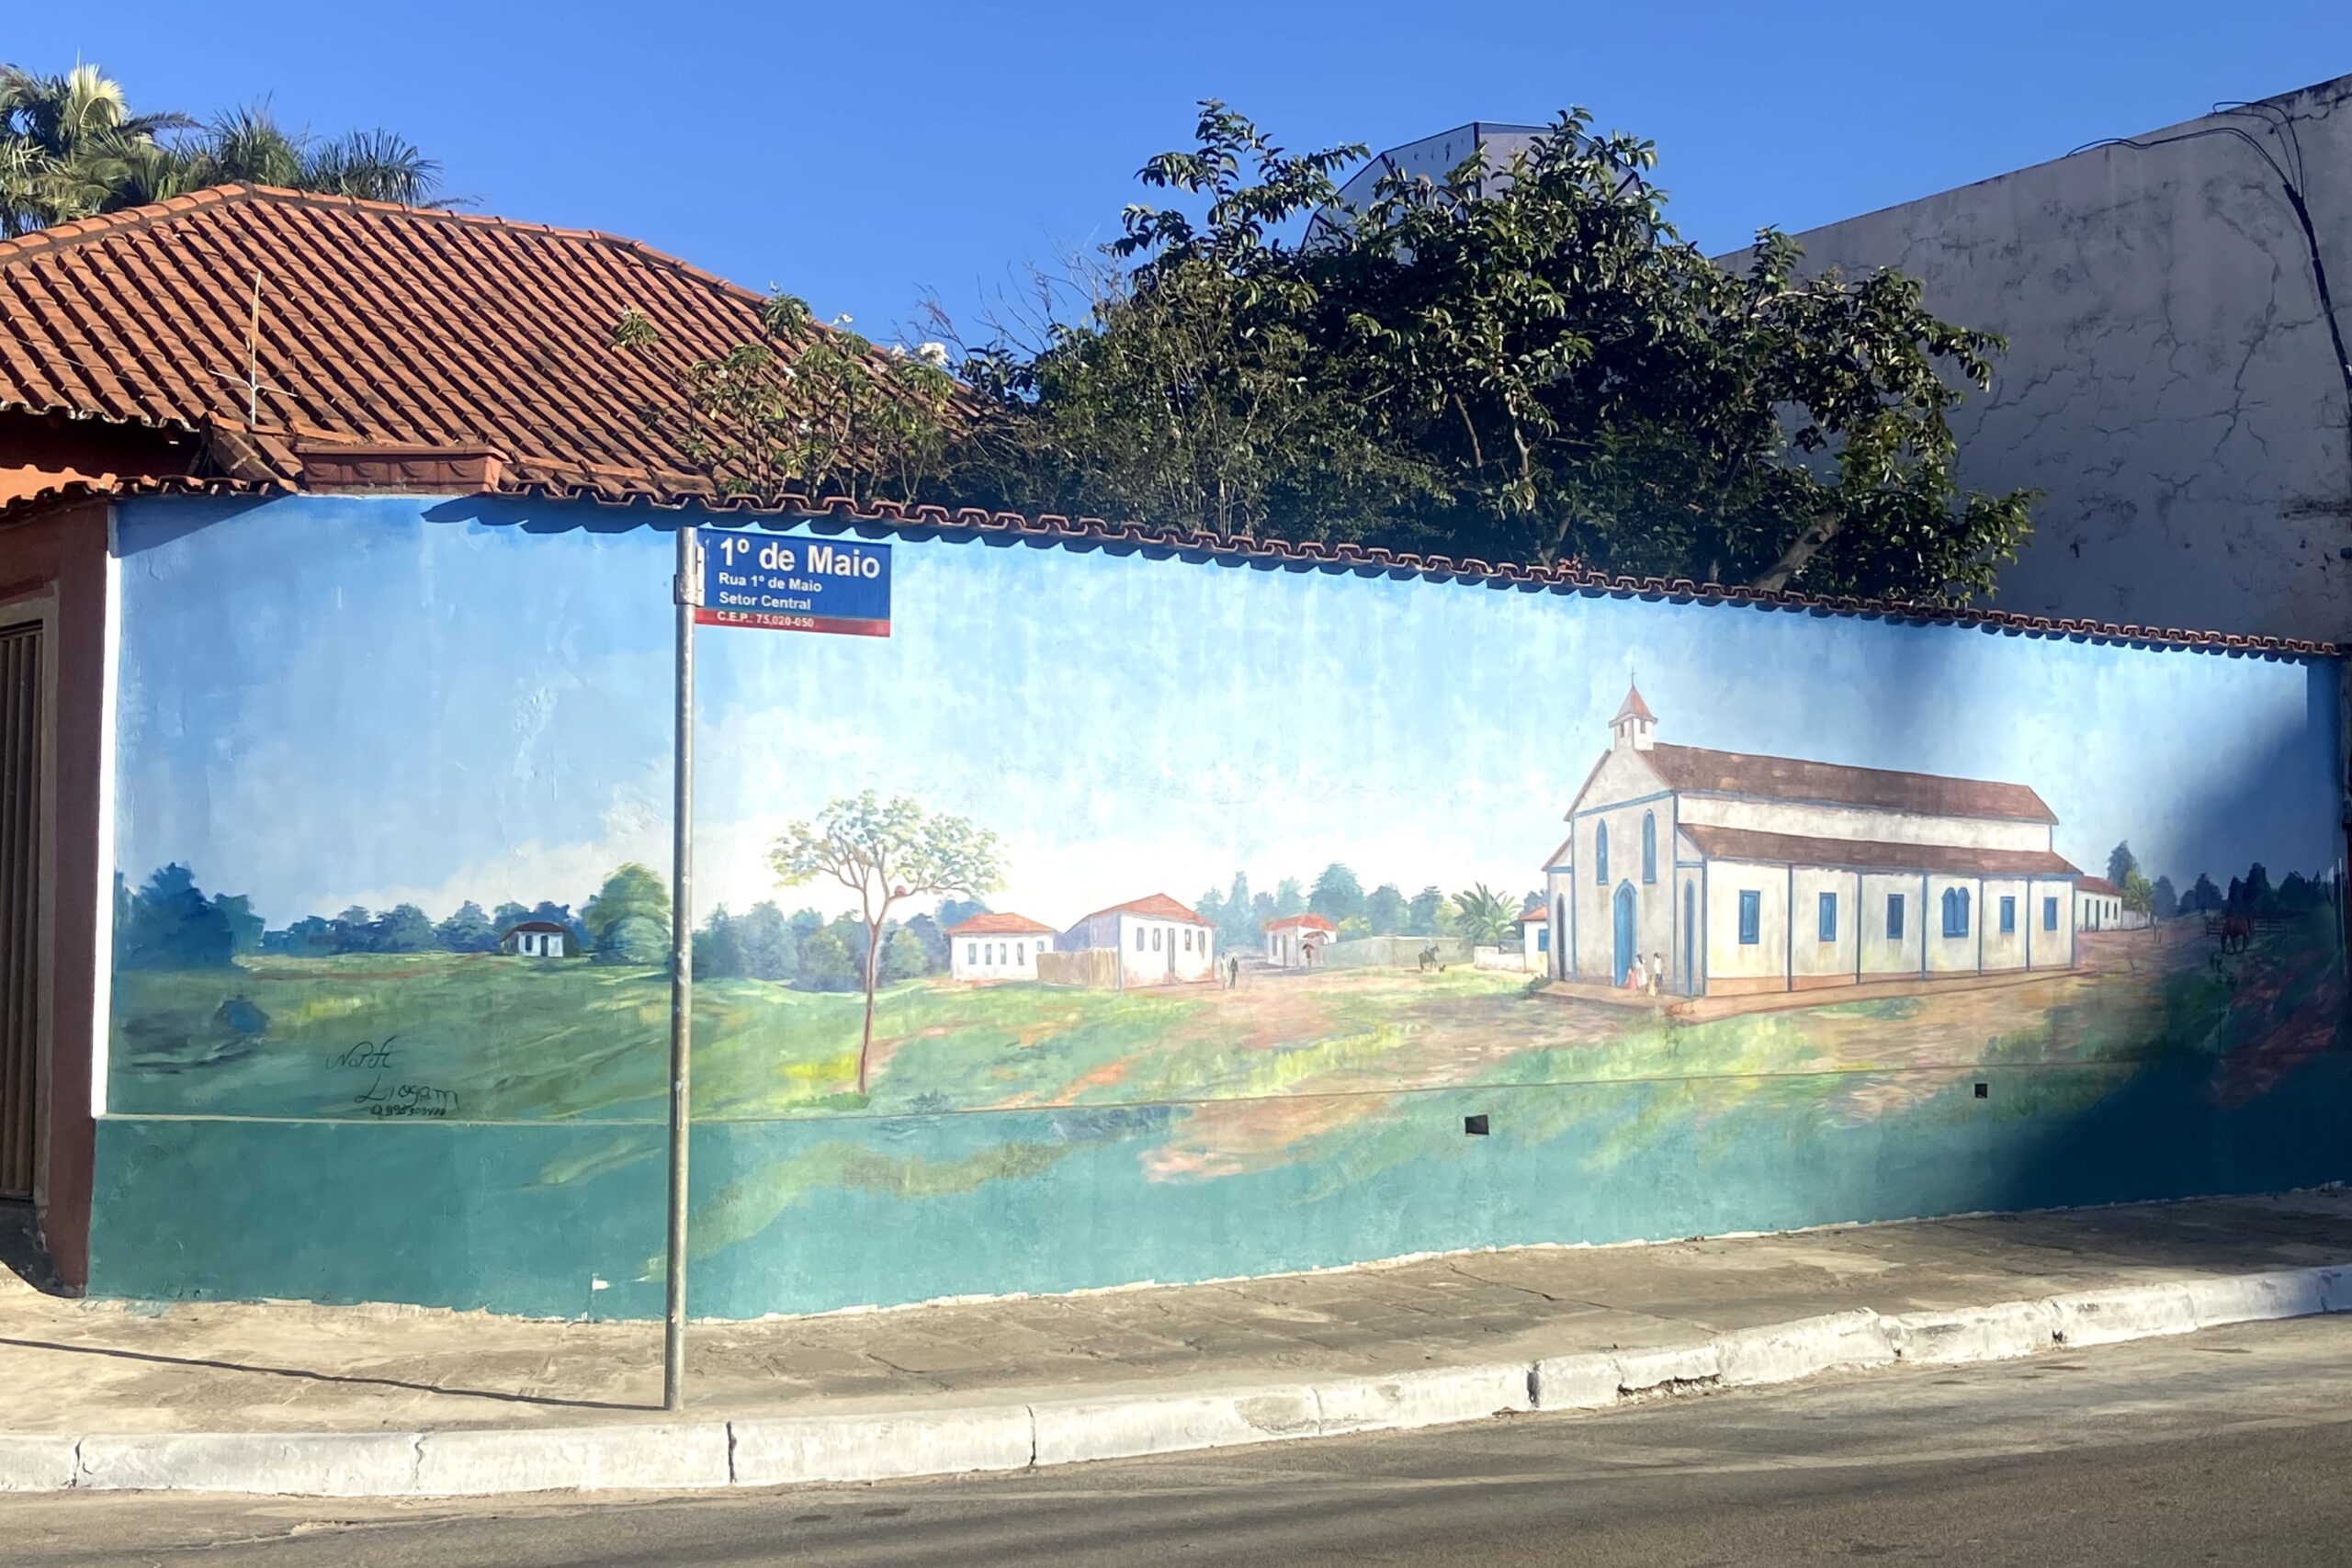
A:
[1063,894,1216,987]
[1544,685,2083,998]
[2074,877,2146,931]
[499,920,568,958]
[1517,902,1549,970]
[1262,913,1336,967]
[945,912,1058,981]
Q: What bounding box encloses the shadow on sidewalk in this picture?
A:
[0,1201,67,1296]
[0,1335,649,1414]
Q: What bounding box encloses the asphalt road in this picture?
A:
[13,1314,2352,1567]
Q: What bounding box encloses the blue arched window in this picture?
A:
[1641,812,1657,885]
[1940,886,1971,938]
[1595,822,1609,885]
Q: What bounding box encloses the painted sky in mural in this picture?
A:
[115,497,2339,934]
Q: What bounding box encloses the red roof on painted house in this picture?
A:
[1080,894,1210,927]
[2075,876,2123,897]
[1261,913,1336,932]
[944,911,1057,937]
[1612,683,1655,723]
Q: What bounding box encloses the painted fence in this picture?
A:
[85,493,2352,1317]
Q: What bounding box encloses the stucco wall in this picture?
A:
[73,493,2352,1317]
[1738,74,2352,645]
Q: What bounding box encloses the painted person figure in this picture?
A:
[1650,953,1666,998]
[1623,953,1646,991]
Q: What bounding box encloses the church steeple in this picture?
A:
[1611,682,1657,751]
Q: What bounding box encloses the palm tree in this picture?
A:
[161,104,448,208]
[1,66,449,237]
[1452,884,1518,947]
[0,62,191,235]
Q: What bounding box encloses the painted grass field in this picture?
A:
[107,915,2340,1129]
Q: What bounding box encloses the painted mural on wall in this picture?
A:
[96,495,2350,1312]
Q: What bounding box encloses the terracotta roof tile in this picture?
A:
[1681,824,2080,880]
[2076,876,2123,897]
[1262,914,1336,932]
[0,185,861,493]
[1080,894,1210,927]
[943,912,1057,937]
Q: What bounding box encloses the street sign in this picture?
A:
[697,532,891,637]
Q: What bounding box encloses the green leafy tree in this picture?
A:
[1453,884,1517,946]
[878,924,931,983]
[595,913,668,966]
[1406,886,1448,937]
[793,928,856,993]
[1364,883,1408,935]
[118,863,237,971]
[695,906,746,978]
[2107,842,2140,888]
[1218,872,1257,952]
[435,900,499,953]
[368,903,435,953]
[956,105,2030,601]
[2188,874,2224,913]
[1272,878,1306,919]
[1194,886,1229,937]
[582,863,671,957]
[212,893,265,956]
[615,293,960,507]
[2120,869,2154,934]
[2151,875,2178,921]
[769,792,1003,1093]
[737,901,797,980]
[1309,863,1365,927]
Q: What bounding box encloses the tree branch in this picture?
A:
[1747,511,1843,593]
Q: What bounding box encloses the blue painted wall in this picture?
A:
[85,494,2352,1315]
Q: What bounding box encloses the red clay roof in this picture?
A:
[2075,876,2123,897]
[1680,824,2080,880]
[1645,742,2057,824]
[944,911,1057,937]
[1612,683,1655,723]
[1261,913,1336,932]
[1080,893,1210,927]
[0,184,897,498]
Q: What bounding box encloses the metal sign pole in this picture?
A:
[663,524,699,1411]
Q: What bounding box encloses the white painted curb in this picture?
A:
[14,1263,2348,1497]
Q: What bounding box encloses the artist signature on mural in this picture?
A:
[327,1036,459,1118]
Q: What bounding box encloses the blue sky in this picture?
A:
[114,497,2341,931]
[17,3,2348,344]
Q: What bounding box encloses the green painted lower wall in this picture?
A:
[87,1053,2352,1318]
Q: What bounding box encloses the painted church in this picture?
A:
[1540,686,2084,998]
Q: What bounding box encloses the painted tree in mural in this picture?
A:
[768,793,1004,1094]
[582,863,672,966]
[1452,884,1519,946]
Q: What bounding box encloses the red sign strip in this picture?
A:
[693,608,891,637]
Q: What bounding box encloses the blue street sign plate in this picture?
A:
[697,534,891,637]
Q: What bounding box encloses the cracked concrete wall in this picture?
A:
[1742,75,2352,645]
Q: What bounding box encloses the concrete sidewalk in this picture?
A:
[6,1190,2352,1494]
